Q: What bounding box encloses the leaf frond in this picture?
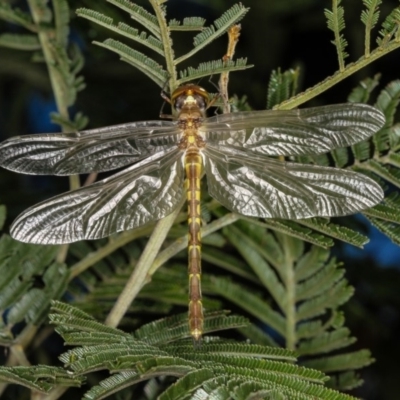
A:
[296,218,369,248]
[168,17,206,31]
[174,3,249,64]
[246,218,335,248]
[0,239,68,344]
[303,350,374,373]
[0,4,36,32]
[0,33,41,50]
[207,275,286,335]
[324,0,349,71]
[93,38,168,87]
[106,0,160,38]
[347,73,381,103]
[267,68,300,109]
[193,3,249,48]
[53,0,70,48]
[178,58,252,85]
[47,304,357,400]
[361,0,382,55]
[216,221,373,391]
[297,279,354,321]
[0,366,84,393]
[76,8,164,55]
[297,328,355,356]
[377,6,400,47]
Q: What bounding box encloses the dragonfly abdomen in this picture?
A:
[185,148,203,342]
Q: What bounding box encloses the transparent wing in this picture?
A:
[0,120,181,175]
[203,145,383,219]
[200,103,385,156]
[10,148,184,244]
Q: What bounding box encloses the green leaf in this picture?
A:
[158,369,215,400]
[47,303,357,400]
[363,202,400,224]
[53,0,70,48]
[0,366,83,392]
[361,0,382,55]
[367,217,400,245]
[360,160,400,187]
[223,225,286,310]
[267,68,299,109]
[0,33,40,50]
[377,7,400,47]
[168,17,206,31]
[297,218,369,248]
[202,247,258,283]
[297,328,355,356]
[296,261,345,302]
[303,350,374,373]
[0,4,36,31]
[257,219,334,248]
[93,38,168,88]
[236,324,279,347]
[83,370,143,400]
[351,129,372,162]
[347,74,381,103]
[375,79,400,149]
[178,58,252,85]
[324,0,349,70]
[50,111,88,131]
[107,0,160,38]
[295,245,330,282]
[77,8,164,55]
[328,370,364,391]
[193,3,249,48]
[0,239,68,341]
[175,3,249,64]
[330,146,349,168]
[207,275,286,336]
[297,279,354,321]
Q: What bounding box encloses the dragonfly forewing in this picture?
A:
[0,82,387,342]
[201,103,385,156]
[0,121,181,175]
[10,148,185,244]
[204,145,384,219]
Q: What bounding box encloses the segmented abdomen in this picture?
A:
[184,148,203,341]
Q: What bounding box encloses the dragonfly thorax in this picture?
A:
[172,84,209,124]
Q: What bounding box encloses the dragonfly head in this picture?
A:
[172,84,209,119]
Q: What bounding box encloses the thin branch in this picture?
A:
[274,39,400,110]
[27,0,77,264]
[219,24,241,114]
[148,0,177,91]
[105,197,185,328]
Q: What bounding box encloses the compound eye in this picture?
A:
[174,96,185,112]
[195,94,207,110]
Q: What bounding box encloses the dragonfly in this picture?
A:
[0,84,385,341]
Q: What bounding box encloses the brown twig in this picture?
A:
[219,24,241,114]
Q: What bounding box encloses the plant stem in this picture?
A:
[149,0,177,90]
[68,212,187,279]
[27,0,69,120]
[282,235,297,351]
[275,39,400,110]
[27,0,74,265]
[105,197,185,328]
[104,211,239,328]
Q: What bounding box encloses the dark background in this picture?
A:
[0,1,399,399]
